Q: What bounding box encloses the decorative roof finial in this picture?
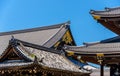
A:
[83,42,89,47]
[11,35,15,40]
[65,20,71,26]
[105,7,110,11]
[34,56,39,64]
[10,35,16,43]
[90,10,95,14]
[9,35,18,46]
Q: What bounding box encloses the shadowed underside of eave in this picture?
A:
[97,20,120,35]
[90,7,120,35]
[64,42,120,64]
[91,15,120,35]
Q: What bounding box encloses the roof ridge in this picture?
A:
[90,6,120,15]
[83,42,100,46]
[101,36,120,43]
[15,39,62,54]
[64,42,100,48]
[0,21,70,36]
[106,6,120,11]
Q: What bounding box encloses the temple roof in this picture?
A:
[90,7,120,17]
[64,42,120,56]
[100,36,120,43]
[0,38,90,74]
[65,35,120,54]
[64,42,120,64]
[0,21,71,55]
[90,7,120,35]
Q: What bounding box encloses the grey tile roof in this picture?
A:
[100,36,120,43]
[64,42,120,55]
[0,22,69,55]
[15,38,62,54]
[27,47,90,73]
[90,7,120,17]
[0,40,35,62]
[1,40,90,74]
[43,25,68,48]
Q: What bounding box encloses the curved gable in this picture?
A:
[0,21,71,55]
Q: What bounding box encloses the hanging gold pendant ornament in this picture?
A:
[96,53,104,64]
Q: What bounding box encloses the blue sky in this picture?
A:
[0,0,120,45]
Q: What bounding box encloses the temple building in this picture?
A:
[63,7,120,76]
[1,6,120,76]
[0,21,90,76]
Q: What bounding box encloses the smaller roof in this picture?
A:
[64,42,120,64]
[100,36,120,43]
[64,42,120,56]
[0,38,90,74]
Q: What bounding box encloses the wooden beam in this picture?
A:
[98,20,120,35]
[100,62,104,76]
[105,59,120,64]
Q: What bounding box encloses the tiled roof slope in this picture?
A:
[26,47,82,72]
[0,22,69,55]
[18,40,90,73]
[0,39,90,74]
[90,7,120,17]
[64,42,120,56]
[100,36,120,43]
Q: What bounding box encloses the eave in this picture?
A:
[0,61,90,76]
[98,20,120,35]
[90,7,120,35]
[100,36,120,43]
[0,38,34,62]
[64,43,120,64]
